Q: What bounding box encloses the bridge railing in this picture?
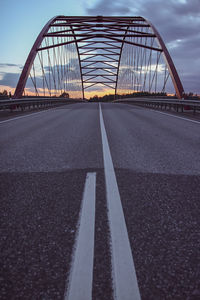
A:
[0,98,85,111]
[114,98,200,114]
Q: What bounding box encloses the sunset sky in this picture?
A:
[0,0,200,97]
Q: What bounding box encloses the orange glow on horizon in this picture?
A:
[0,84,116,99]
[0,85,16,95]
[84,89,115,99]
[2,85,198,99]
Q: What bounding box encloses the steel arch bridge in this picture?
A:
[14,16,184,99]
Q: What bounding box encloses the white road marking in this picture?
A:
[0,106,71,124]
[0,109,54,124]
[65,172,96,300]
[150,109,200,124]
[99,103,141,300]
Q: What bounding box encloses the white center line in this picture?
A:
[99,103,141,300]
[65,172,96,300]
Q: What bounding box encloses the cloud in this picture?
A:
[84,0,200,93]
[86,0,200,42]
[172,0,200,16]
[1,1,200,94]
[86,0,132,15]
[0,72,20,87]
[0,63,22,68]
[0,58,82,92]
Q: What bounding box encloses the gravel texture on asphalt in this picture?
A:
[0,103,114,299]
[0,105,103,173]
[1,102,200,299]
[0,171,84,299]
[116,169,200,300]
[102,103,200,299]
[102,103,200,175]
[0,169,114,300]
[0,103,80,122]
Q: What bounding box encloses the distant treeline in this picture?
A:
[0,89,11,99]
[89,91,200,102]
[89,92,168,102]
[1,89,199,101]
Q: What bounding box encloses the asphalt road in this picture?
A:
[0,103,200,300]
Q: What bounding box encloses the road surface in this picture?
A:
[0,103,200,299]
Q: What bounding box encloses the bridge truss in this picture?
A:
[14,16,184,99]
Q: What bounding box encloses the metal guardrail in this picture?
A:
[0,97,85,111]
[114,98,200,113]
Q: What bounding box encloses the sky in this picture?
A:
[0,0,200,95]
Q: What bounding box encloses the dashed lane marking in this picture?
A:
[99,103,141,300]
[65,172,96,300]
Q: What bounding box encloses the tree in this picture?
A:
[0,90,8,96]
[60,92,69,98]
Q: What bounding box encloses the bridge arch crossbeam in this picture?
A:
[14,16,83,99]
[116,17,184,98]
[14,16,184,99]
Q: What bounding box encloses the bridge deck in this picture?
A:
[0,103,199,299]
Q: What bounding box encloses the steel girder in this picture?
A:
[14,16,184,99]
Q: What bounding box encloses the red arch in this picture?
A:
[14,16,184,99]
[13,16,59,99]
[116,17,184,99]
[144,18,184,99]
